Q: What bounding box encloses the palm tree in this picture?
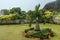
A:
[27,4,41,31]
[35,4,40,31]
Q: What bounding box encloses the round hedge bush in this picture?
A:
[24,28,54,39]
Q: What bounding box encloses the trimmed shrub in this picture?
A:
[25,28,54,39]
[0,14,20,24]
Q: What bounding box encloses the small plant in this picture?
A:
[24,29,29,33]
[30,28,34,30]
[24,27,34,33]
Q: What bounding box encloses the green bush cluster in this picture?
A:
[0,14,19,21]
[26,28,54,38]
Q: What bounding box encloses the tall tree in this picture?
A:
[26,10,34,28]
[35,4,41,31]
[10,7,21,15]
[21,11,26,19]
[26,4,41,30]
[10,7,23,23]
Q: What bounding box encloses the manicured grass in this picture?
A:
[0,23,60,40]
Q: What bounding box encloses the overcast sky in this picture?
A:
[0,0,56,11]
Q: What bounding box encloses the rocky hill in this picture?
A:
[44,0,60,11]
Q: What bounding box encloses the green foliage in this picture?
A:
[27,4,41,30]
[10,7,21,15]
[24,28,34,33]
[26,28,54,38]
[54,14,60,24]
[0,14,19,21]
[43,11,56,23]
[55,14,60,20]
[26,10,35,27]
[26,14,31,20]
[45,11,52,19]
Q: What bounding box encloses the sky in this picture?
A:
[0,0,56,11]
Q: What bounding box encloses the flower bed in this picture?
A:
[23,28,54,40]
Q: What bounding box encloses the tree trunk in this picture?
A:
[35,20,40,31]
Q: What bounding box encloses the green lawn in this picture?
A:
[0,23,60,40]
